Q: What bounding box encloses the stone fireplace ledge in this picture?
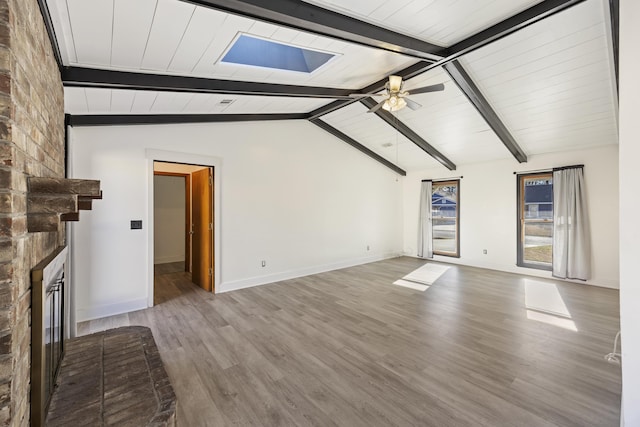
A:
[46,326,177,426]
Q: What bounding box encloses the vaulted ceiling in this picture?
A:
[42,0,619,173]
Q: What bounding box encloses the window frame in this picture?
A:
[516,172,553,270]
[431,179,460,258]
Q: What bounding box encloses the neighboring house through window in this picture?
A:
[432,180,460,257]
[517,173,553,270]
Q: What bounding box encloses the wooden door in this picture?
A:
[191,168,213,291]
[184,174,191,273]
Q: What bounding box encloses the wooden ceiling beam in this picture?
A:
[448,0,588,58]
[68,113,309,127]
[308,61,433,120]
[62,67,357,99]
[360,98,456,171]
[180,0,447,61]
[443,60,527,163]
[310,118,406,176]
[309,0,590,120]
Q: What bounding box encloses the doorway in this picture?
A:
[153,161,214,302]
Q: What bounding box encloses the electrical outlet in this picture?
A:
[483,249,487,254]
[261,260,266,267]
[130,220,142,230]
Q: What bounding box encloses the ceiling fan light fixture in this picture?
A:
[361,75,444,113]
[382,96,406,112]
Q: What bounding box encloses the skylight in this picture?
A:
[220,34,336,73]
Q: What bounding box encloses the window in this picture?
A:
[432,180,459,257]
[221,34,336,73]
[517,173,553,269]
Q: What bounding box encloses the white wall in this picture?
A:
[619,0,640,424]
[68,120,403,321]
[154,175,186,264]
[403,145,619,288]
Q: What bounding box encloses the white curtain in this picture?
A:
[417,181,433,258]
[552,167,591,280]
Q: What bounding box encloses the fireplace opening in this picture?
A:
[31,246,67,427]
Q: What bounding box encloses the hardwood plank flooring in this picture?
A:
[154,261,185,275]
[78,258,621,426]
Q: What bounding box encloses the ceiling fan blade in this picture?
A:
[405,97,422,111]
[367,99,386,113]
[407,83,445,95]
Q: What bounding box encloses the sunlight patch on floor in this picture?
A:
[393,279,429,291]
[526,309,578,331]
[392,263,450,291]
[404,263,450,284]
[524,279,577,331]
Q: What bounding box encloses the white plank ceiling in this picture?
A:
[397,68,512,165]
[64,88,333,115]
[47,0,415,88]
[47,0,618,172]
[322,103,443,171]
[322,67,515,169]
[460,0,618,156]
[302,0,545,46]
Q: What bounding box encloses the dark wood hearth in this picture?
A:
[46,326,177,426]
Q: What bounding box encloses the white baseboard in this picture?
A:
[76,298,148,323]
[218,252,401,293]
[76,253,401,319]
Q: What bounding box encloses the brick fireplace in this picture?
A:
[0,0,66,424]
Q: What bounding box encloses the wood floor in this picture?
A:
[154,261,186,276]
[78,257,621,427]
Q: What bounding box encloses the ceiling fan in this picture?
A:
[351,75,445,113]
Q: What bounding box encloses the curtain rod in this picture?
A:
[513,164,583,175]
[421,176,463,182]
[553,164,584,172]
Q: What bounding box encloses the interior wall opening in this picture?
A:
[153,161,215,304]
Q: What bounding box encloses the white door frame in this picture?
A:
[146,149,222,306]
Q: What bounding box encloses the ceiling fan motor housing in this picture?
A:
[388,75,403,92]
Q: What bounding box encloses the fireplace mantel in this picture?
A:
[27,177,102,232]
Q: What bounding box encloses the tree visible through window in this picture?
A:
[432,180,459,257]
[518,173,553,269]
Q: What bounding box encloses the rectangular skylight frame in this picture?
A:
[217,32,341,75]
